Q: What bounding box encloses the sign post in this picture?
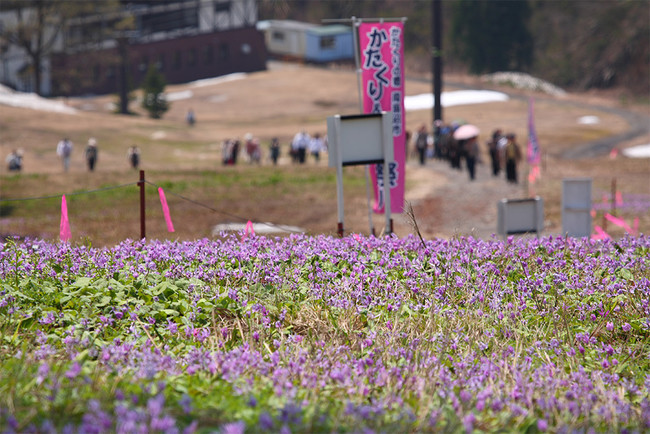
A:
[328,112,394,236]
[497,197,544,239]
[562,178,592,238]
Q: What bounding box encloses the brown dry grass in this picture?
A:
[1,61,648,246]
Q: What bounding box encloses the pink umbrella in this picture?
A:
[453,124,480,140]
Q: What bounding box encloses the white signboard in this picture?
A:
[562,178,592,238]
[327,112,394,236]
[327,113,394,167]
[497,197,544,238]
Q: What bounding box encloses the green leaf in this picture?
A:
[71,277,93,288]
[96,296,112,307]
[616,268,633,281]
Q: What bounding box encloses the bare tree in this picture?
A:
[0,0,121,95]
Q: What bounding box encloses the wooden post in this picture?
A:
[139,170,145,239]
[611,178,617,216]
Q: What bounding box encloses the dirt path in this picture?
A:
[389,159,524,240]
[392,74,650,240]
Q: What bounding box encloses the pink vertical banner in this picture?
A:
[60,195,71,242]
[359,21,406,214]
[157,187,175,232]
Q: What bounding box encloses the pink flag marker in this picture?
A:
[615,191,623,206]
[241,220,255,240]
[592,225,610,240]
[528,165,540,184]
[604,213,634,233]
[158,187,175,232]
[60,195,71,242]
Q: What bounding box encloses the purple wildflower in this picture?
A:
[37,362,50,384]
[179,394,192,413]
[462,413,475,433]
[65,361,81,379]
[259,413,274,431]
[220,421,245,434]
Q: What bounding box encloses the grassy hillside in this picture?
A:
[1,63,648,247]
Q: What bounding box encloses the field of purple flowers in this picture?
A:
[1,233,649,433]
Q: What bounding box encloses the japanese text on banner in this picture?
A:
[359,21,406,214]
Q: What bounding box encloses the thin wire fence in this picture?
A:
[0,172,304,239]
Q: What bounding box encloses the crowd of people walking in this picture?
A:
[221,130,328,166]
[4,137,143,173]
[52,138,143,172]
[5,128,331,174]
[6,121,523,179]
[410,121,522,184]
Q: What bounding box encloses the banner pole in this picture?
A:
[351,17,363,113]
[334,118,345,237]
[351,17,376,236]
[326,16,407,236]
[139,170,146,240]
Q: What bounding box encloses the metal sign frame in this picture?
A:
[327,112,394,236]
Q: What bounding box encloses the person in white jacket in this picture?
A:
[309,133,325,163]
[56,138,73,172]
[291,130,310,164]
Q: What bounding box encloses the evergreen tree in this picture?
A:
[141,65,169,119]
[451,0,533,74]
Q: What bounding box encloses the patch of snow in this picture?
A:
[189,73,246,88]
[0,73,246,113]
[482,72,566,97]
[212,222,305,235]
[405,90,509,111]
[622,144,650,159]
[166,90,193,101]
[578,116,601,125]
[0,84,77,114]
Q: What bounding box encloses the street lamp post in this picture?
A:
[432,0,443,123]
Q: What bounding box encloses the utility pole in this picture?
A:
[139,170,146,239]
[117,33,130,115]
[432,0,443,123]
[116,31,138,115]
